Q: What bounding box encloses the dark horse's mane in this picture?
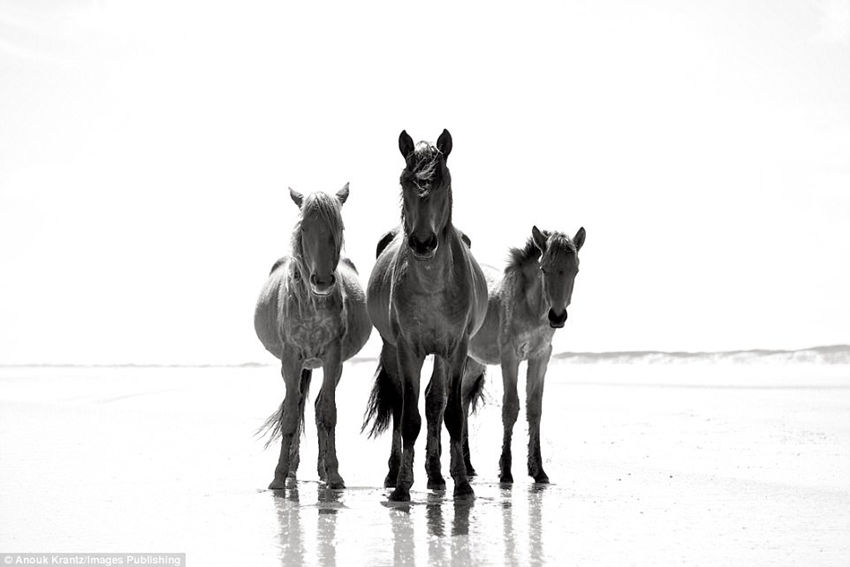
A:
[400,142,446,196]
[506,231,577,273]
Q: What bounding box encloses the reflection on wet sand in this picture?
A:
[273,488,305,567]
[502,485,518,565]
[426,492,447,565]
[528,484,548,565]
[270,482,555,566]
[390,503,415,566]
[316,489,341,567]
[450,499,474,565]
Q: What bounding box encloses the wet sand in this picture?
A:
[1,361,848,565]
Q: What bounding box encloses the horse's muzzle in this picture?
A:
[310,273,336,295]
[408,234,438,259]
[548,308,568,328]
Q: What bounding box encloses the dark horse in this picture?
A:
[254,185,371,490]
[462,226,585,483]
[363,129,488,501]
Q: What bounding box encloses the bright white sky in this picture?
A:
[1,0,848,364]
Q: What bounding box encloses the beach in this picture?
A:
[1,359,848,566]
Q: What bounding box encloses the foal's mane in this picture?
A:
[400,142,446,197]
[506,231,577,273]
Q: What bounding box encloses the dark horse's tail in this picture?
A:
[463,361,487,414]
[256,369,312,448]
[362,344,400,438]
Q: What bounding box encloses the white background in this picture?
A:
[1,0,849,364]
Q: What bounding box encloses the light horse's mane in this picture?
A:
[283,191,346,312]
[506,231,577,273]
[399,141,453,231]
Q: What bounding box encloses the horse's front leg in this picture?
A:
[425,356,448,490]
[288,369,312,484]
[526,345,552,483]
[316,341,345,489]
[499,352,521,483]
[389,342,424,502]
[270,346,304,490]
[444,338,474,498]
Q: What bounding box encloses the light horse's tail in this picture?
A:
[256,369,313,448]
[362,343,401,438]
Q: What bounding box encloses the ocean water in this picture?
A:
[1,360,849,565]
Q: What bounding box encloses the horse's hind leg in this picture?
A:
[316,342,345,489]
[444,342,474,499]
[499,354,521,484]
[460,358,486,477]
[287,369,312,484]
[425,357,448,490]
[376,341,402,488]
[386,407,402,488]
[270,349,304,490]
[526,346,552,484]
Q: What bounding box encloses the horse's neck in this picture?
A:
[286,262,343,313]
[518,266,546,320]
[404,226,457,288]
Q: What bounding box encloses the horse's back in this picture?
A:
[367,231,403,344]
[467,264,509,365]
[254,257,289,359]
[456,231,489,337]
[339,257,372,360]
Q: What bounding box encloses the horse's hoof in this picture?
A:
[325,474,345,490]
[427,477,447,491]
[383,474,397,489]
[268,477,287,490]
[389,487,411,502]
[499,473,514,484]
[453,481,475,499]
[533,473,550,484]
[466,466,477,477]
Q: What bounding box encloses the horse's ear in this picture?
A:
[336,182,350,206]
[399,130,414,159]
[436,129,452,159]
[531,225,547,253]
[289,187,304,208]
[573,227,586,251]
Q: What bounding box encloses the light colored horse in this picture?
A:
[461,226,585,483]
[254,185,371,490]
[363,129,488,501]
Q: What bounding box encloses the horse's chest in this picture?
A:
[507,325,554,361]
[281,306,343,363]
[394,291,468,351]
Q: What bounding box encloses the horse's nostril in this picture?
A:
[547,309,568,327]
[310,274,334,287]
[408,233,438,254]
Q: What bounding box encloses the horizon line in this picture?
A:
[1,344,848,368]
